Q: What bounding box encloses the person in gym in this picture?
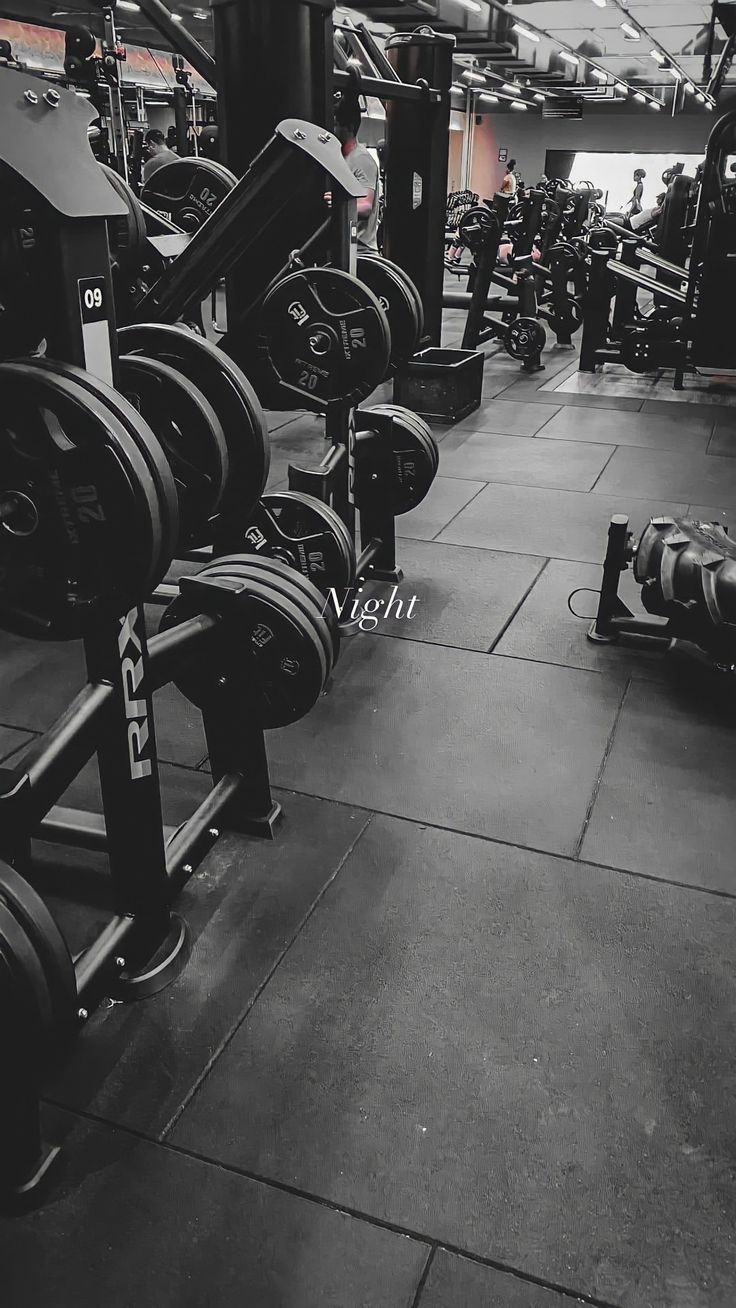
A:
[333,94,380,251]
[500,158,518,197]
[142,128,179,182]
[626,167,646,216]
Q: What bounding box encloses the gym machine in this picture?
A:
[588,514,736,670]
[136,0,454,349]
[0,69,340,1200]
[442,195,547,369]
[579,108,736,388]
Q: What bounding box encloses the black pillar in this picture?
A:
[383,29,455,346]
[211,0,335,177]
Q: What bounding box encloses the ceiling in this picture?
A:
[3,0,735,109]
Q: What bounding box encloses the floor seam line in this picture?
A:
[263,787,736,901]
[587,443,620,493]
[428,480,490,540]
[573,676,632,860]
[149,1137,624,1308]
[409,1247,436,1308]
[156,811,376,1142]
[486,558,551,654]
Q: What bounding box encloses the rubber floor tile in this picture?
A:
[581,675,736,892]
[438,483,687,563]
[265,636,621,856]
[42,764,368,1137]
[439,433,613,492]
[364,539,544,650]
[1,1111,427,1308]
[171,816,736,1308]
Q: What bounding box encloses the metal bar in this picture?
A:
[333,69,432,101]
[14,683,112,829]
[148,612,219,691]
[74,913,136,999]
[165,772,242,893]
[136,135,324,329]
[37,806,108,852]
[135,0,216,87]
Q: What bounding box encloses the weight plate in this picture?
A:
[356,254,420,370]
[504,317,547,361]
[140,158,236,232]
[238,491,356,596]
[201,556,335,677]
[0,861,76,1036]
[458,205,499,252]
[119,354,229,547]
[270,489,356,596]
[30,358,179,591]
[364,254,425,344]
[100,163,147,274]
[366,405,439,475]
[261,267,392,407]
[0,899,54,1044]
[118,323,270,515]
[549,296,583,338]
[0,361,161,638]
[354,409,438,515]
[160,567,327,728]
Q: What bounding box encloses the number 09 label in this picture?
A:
[77,276,113,385]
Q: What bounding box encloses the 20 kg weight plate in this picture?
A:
[239,490,356,595]
[140,158,236,232]
[30,357,179,589]
[0,361,163,639]
[119,354,229,547]
[505,317,546,361]
[354,406,438,515]
[118,323,270,518]
[356,254,421,370]
[261,267,391,407]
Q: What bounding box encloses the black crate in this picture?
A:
[394,348,483,423]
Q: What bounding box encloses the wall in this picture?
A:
[469,114,505,199]
[475,111,715,190]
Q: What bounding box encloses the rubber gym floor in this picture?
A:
[2,308,736,1307]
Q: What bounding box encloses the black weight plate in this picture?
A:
[161,570,327,728]
[0,861,76,1035]
[203,554,338,672]
[100,163,147,273]
[354,411,437,515]
[0,362,160,638]
[30,358,179,590]
[366,405,439,475]
[0,899,54,1043]
[201,557,334,679]
[256,490,356,594]
[118,323,270,513]
[504,317,547,361]
[119,354,229,547]
[22,361,166,599]
[356,254,420,370]
[26,363,167,601]
[262,267,392,407]
[141,158,236,232]
[364,254,425,345]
